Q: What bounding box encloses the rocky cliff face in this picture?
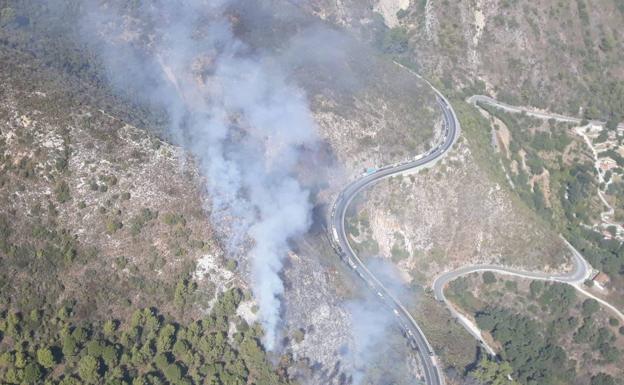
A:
[401,0,623,121]
[303,0,624,124]
[352,134,570,286]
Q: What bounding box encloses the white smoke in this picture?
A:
[81,0,319,349]
[346,258,415,384]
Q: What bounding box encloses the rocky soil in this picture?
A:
[7,1,613,383]
[0,51,236,321]
[350,136,571,286]
[305,0,624,123]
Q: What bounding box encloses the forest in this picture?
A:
[0,289,290,385]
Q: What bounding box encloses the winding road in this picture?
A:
[329,74,460,385]
[329,82,624,385]
[432,236,593,355]
[467,95,624,130]
[432,96,624,355]
[471,95,623,234]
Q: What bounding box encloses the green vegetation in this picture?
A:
[162,213,186,227]
[173,278,197,310]
[0,16,288,383]
[379,27,409,54]
[591,373,617,385]
[568,226,624,281]
[582,298,600,317]
[391,0,624,125]
[477,103,577,220]
[529,280,543,297]
[0,2,163,145]
[477,104,624,283]
[54,180,71,204]
[452,100,509,187]
[348,211,380,257]
[106,218,123,234]
[225,259,238,272]
[390,3,624,381]
[0,290,289,385]
[536,283,576,316]
[469,357,518,385]
[482,271,496,284]
[390,232,410,263]
[411,295,478,374]
[475,307,577,384]
[446,277,482,315]
[448,276,622,384]
[129,208,158,236]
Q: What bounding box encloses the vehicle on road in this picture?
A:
[330,86,459,385]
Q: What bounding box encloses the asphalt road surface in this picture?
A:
[432,95,624,354]
[328,86,621,384]
[431,236,593,355]
[468,95,624,129]
[329,84,460,385]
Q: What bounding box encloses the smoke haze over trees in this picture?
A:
[77,0,327,350]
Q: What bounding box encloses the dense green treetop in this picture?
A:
[0,289,289,385]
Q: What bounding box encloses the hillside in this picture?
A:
[2,1,623,385]
[0,41,292,385]
[406,0,624,125]
[307,0,624,126]
[298,1,624,383]
[0,1,443,384]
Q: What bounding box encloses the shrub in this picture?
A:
[54,180,71,203]
[381,26,409,54]
[292,328,305,343]
[482,271,496,284]
[0,7,16,25]
[162,212,185,226]
[582,298,599,317]
[23,362,43,383]
[530,280,544,296]
[105,219,123,234]
[163,363,182,383]
[129,208,157,235]
[36,347,56,368]
[225,259,238,271]
[591,373,616,385]
[78,355,100,383]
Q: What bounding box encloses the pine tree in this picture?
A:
[78,355,101,383]
[36,347,56,369]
